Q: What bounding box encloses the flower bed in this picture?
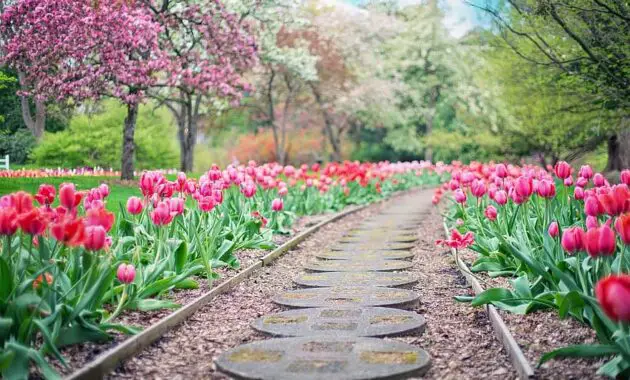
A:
[436,161,630,378]
[0,160,442,379]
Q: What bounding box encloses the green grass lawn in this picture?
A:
[0,176,141,214]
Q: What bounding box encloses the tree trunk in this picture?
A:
[18,71,45,141]
[618,128,630,170]
[312,85,341,162]
[606,134,622,172]
[176,94,199,173]
[121,102,139,180]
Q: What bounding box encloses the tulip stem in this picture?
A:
[105,286,127,324]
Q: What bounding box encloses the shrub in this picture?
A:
[0,129,36,164]
[32,100,178,169]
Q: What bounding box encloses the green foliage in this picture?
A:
[0,129,36,164]
[31,100,178,169]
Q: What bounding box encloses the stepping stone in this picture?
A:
[215,336,431,380]
[273,286,420,308]
[354,224,418,231]
[304,260,413,272]
[344,229,417,237]
[294,272,418,288]
[339,235,418,243]
[252,307,426,338]
[330,242,415,251]
[316,251,414,260]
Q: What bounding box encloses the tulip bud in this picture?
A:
[586,215,599,230]
[84,225,106,251]
[126,197,144,215]
[615,214,630,245]
[584,196,602,217]
[494,190,507,206]
[593,173,605,187]
[151,201,173,226]
[561,227,585,254]
[117,263,136,284]
[484,205,497,221]
[548,221,559,238]
[621,170,630,186]
[584,224,616,257]
[471,180,487,198]
[554,161,572,179]
[454,189,467,204]
[271,198,283,211]
[495,164,508,178]
[563,176,573,186]
[0,208,18,236]
[574,186,585,200]
[579,165,593,180]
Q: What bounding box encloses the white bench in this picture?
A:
[0,155,9,170]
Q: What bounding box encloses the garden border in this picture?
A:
[65,190,423,380]
[442,222,536,380]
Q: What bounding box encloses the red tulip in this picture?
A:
[548,221,559,238]
[11,191,34,214]
[51,217,86,246]
[85,208,115,232]
[561,227,585,254]
[0,208,18,236]
[554,161,572,179]
[84,225,106,251]
[17,209,47,236]
[117,263,136,284]
[615,214,630,245]
[484,205,497,221]
[59,183,82,210]
[584,224,616,257]
[271,198,284,211]
[595,275,630,322]
[35,184,56,206]
[151,201,173,225]
[621,170,630,186]
[126,197,143,215]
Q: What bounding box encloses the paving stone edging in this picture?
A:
[442,222,535,380]
[65,190,423,380]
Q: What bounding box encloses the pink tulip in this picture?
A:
[584,225,616,257]
[471,180,487,198]
[548,221,559,238]
[586,215,599,229]
[514,176,533,199]
[593,173,605,187]
[454,189,467,204]
[579,165,593,180]
[484,205,497,221]
[574,186,585,200]
[271,198,283,211]
[621,170,630,186]
[561,227,586,254]
[278,186,288,197]
[126,197,143,215]
[554,161,572,179]
[536,179,556,198]
[494,190,507,206]
[563,176,574,186]
[584,196,602,217]
[168,198,185,215]
[84,225,106,251]
[117,264,136,284]
[495,164,508,178]
[576,177,588,188]
[151,201,173,226]
[99,183,110,198]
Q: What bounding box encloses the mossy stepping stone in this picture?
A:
[339,235,418,243]
[316,251,414,260]
[294,272,418,288]
[252,307,426,337]
[304,260,413,272]
[330,242,415,251]
[272,286,420,308]
[215,337,431,380]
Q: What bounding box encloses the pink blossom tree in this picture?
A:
[1,0,166,179]
[141,0,257,171]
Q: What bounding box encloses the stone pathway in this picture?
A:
[215,194,432,379]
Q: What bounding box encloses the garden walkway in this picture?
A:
[108,190,516,379]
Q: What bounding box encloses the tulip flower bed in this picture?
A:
[0,160,441,380]
[0,167,180,179]
[436,162,630,378]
